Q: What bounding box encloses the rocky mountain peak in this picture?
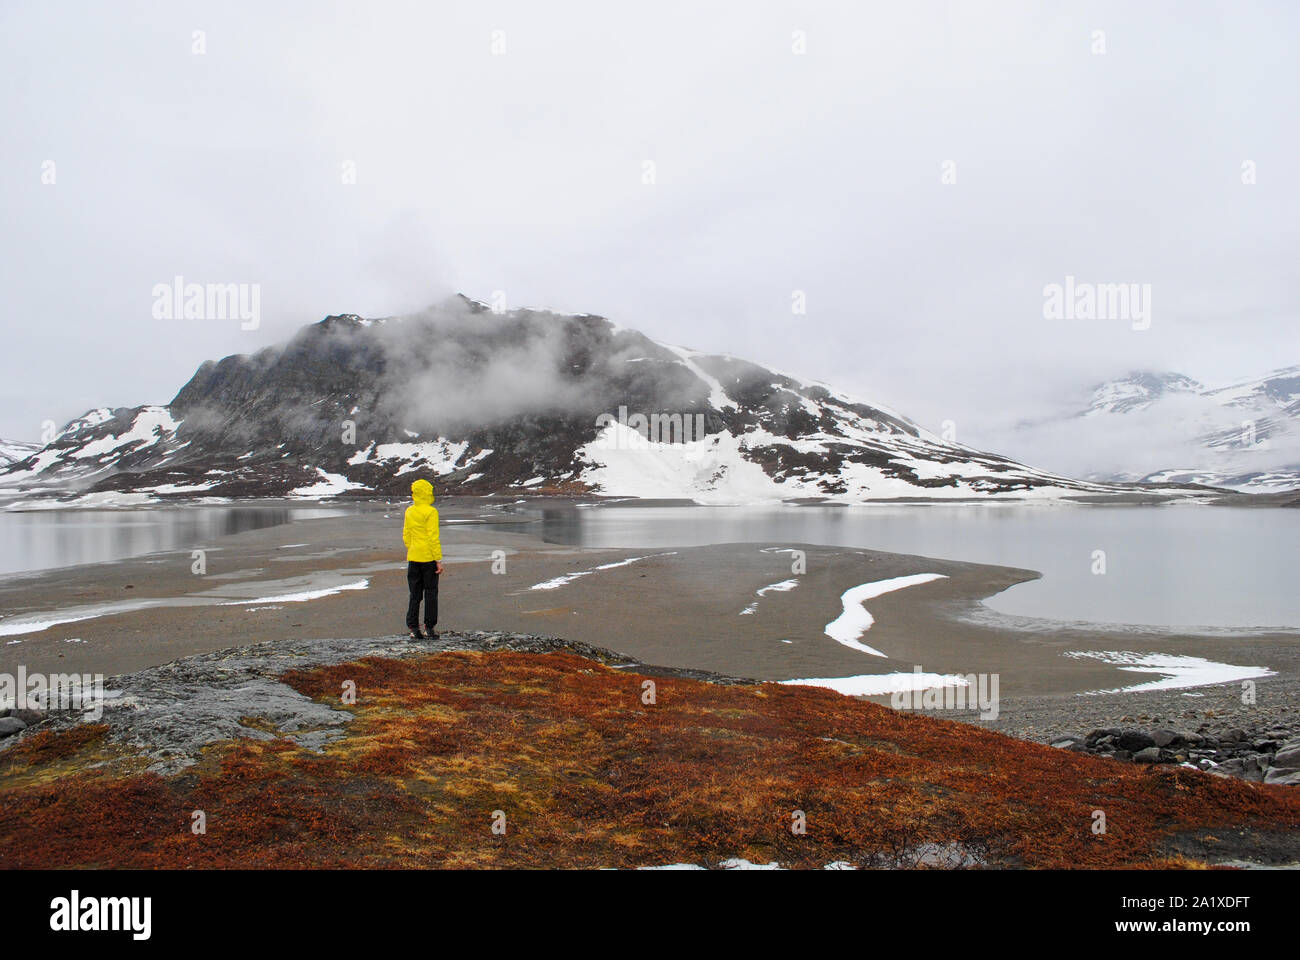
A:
[1,299,1171,503]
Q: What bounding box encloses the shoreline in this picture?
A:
[1,498,1296,729]
[4,484,1293,513]
[0,496,1294,686]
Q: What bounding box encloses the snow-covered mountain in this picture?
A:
[0,439,41,468]
[1003,367,1300,493]
[1082,372,1205,416]
[1140,366,1300,492]
[0,297,1201,504]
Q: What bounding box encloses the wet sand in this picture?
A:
[1,499,1296,709]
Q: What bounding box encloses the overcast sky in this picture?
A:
[2,0,1296,463]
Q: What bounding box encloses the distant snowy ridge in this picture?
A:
[1083,367,1300,492]
[0,438,41,467]
[1082,372,1205,417]
[1,296,1212,503]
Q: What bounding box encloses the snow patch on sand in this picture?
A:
[740,577,800,615]
[780,672,970,697]
[225,579,370,606]
[0,612,104,637]
[529,552,678,591]
[1067,650,1277,693]
[824,574,948,656]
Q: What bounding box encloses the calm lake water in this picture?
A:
[503,503,1300,632]
[0,501,1294,632]
[0,505,348,577]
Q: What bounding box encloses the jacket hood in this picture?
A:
[411,478,434,504]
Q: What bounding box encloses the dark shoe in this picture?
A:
[425,626,439,639]
[408,628,426,640]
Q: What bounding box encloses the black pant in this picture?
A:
[406,561,439,630]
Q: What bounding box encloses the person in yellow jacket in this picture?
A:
[402,477,443,639]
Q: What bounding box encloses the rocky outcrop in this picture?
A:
[1049,723,1300,785]
[0,630,753,774]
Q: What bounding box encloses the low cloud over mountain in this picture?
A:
[0,297,1216,504]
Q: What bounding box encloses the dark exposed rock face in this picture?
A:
[2,295,1131,501]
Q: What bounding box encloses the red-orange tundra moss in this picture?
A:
[2,650,1298,869]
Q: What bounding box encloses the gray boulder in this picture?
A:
[1207,755,1268,782]
[1242,754,1270,782]
[1271,745,1300,770]
[1151,729,1180,748]
[1116,729,1156,752]
[0,717,27,738]
[1209,758,1245,778]
[1264,768,1300,786]
[1133,747,1162,763]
